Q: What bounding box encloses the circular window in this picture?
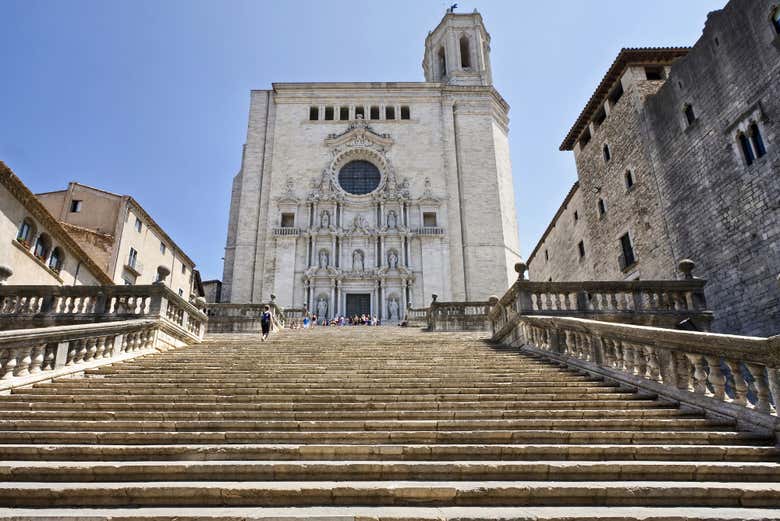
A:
[338,160,381,195]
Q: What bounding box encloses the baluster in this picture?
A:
[634,344,648,377]
[609,292,619,311]
[1,349,18,379]
[645,346,661,382]
[103,337,114,358]
[745,363,771,413]
[44,345,56,370]
[29,345,44,374]
[66,341,79,365]
[15,347,32,377]
[768,368,780,416]
[564,330,575,356]
[684,353,707,394]
[77,339,89,363]
[85,338,97,361]
[94,337,106,359]
[602,338,614,367]
[704,356,726,400]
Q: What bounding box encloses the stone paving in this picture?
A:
[0,327,778,519]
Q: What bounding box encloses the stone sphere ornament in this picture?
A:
[678,259,696,280]
[155,266,171,285]
[514,261,528,281]
[0,264,13,285]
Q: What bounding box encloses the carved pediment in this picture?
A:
[325,118,394,150]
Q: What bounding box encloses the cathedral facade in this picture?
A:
[221,11,521,320]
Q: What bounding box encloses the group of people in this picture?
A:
[292,314,382,328]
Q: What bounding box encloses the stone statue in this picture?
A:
[387,210,397,229]
[352,250,364,271]
[388,251,398,269]
[320,210,330,228]
[318,250,329,269]
[388,297,400,321]
[317,297,328,319]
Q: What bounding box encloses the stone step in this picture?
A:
[1,506,779,521]
[0,407,692,421]
[0,399,670,412]
[1,480,779,507]
[1,443,775,462]
[0,430,765,445]
[0,418,732,432]
[3,460,779,482]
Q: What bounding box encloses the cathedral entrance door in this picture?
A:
[346,293,371,317]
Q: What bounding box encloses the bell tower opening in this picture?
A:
[423,8,493,86]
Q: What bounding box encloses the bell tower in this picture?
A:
[423,8,493,86]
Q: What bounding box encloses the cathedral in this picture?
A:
[221,10,521,320]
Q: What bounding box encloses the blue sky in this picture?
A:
[0,0,726,280]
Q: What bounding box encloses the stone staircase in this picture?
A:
[0,327,778,520]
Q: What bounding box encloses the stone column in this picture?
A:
[329,281,335,320]
[400,280,407,320]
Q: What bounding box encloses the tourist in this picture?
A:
[260,305,272,341]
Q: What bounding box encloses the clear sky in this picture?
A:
[0,0,726,281]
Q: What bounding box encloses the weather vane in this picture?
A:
[447,3,458,13]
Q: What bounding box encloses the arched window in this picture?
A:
[437,47,447,79]
[738,131,755,166]
[48,247,64,273]
[16,218,36,248]
[772,6,780,34]
[749,123,767,158]
[459,36,471,68]
[33,233,51,261]
[603,144,611,162]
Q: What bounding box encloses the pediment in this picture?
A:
[325,119,394,149]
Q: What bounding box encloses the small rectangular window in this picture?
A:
[579,127,591,148]
[385,106,396,120]
[370,106,380,120]
[309,106,319,121]
[684,104,696,126]
[70,200,82,213]
[422,212,437,227]
[128,247,138,268]
[134,218,142,233]
[577,241,585,259]
[619,233,636,270]
[400,106,410,120]
[178,288,184,297]
[645,66,664,80]
[281,213,295,228]
[181,263,187,274]
[355,106,365,119]
[324,107,334,120]
[593,107,606,126]
[544,249,549,261]
[625,170,635,190]
[160,242,166,255]
[609,82,624,106]
[598,199,606,218]
[339,106,349,120]
[573,210,579,222]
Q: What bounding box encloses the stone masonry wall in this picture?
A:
[643,0,780,336]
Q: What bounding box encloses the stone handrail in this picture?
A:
[406,306,429,327]
[273,227,301,237]
[429,298,492,332]
[0,284,207,343]
[205,301,285,333]
[0,319,165,392]
[490,261,712,332]
[494,314,780,434]
[412,227,445,236]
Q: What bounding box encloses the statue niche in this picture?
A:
[318,249,329,269]
[320,210,331,229]
[352,250,365,272]
[316,295,328,319]
[387,210,398,229]
[387,295,400,321]
[387,249,399,269]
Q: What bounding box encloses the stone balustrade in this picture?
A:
[428,296,493,332]
[272,227,301,237]
[0,318,163,392]
[490,260,713,332]
[493,313,780,433]
[405,306,429,327]
[205,301,285,333]
[0,284,207,344]
[411,227,444,236]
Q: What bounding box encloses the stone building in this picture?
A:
[0,162,112,286]
[37,182,197,298]
[529,0,780,336]
[221,10,522,321]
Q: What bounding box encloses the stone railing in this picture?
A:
[0,318,179,392]
[496,314,779,434]
[0,284,207,344]
[490,260,713,334]
[412,227,445,236]
[205,300,285,333]
[273,227,301,237]
[428,295,493,332]
[282,307,306,328]
[405,306,429,327]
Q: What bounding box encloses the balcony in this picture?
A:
[273,227,301,237]
[413,227,444,236]
[124,260,144,276]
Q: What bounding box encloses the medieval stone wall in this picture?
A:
[643,0,780,336]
